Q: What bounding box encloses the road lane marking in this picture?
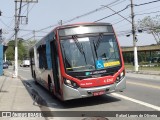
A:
[111,93,160,111]
[127,81,160,90]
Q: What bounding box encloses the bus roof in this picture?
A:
[30,22,113,50]
[55,22,112,30]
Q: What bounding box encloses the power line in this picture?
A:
[37,0,126,32]
[21,3,36,24]
[6,32,15,42]
[113,16,130,25]
[5,2,37,41]
[94,5,130,22]
[101,5,131,23]
[21,31,32,37]
[1,15,14,19]
[135,4,160,13]
[94,0,160,23]
[110,0,127,7]
[134,0,160,6]
[21,0,160,38]
[63,0,122,24]
[112,10,160,25]
[20,29,48,38]
[0,19,13,30]
[135,10,160,16]
[19,0,160,40]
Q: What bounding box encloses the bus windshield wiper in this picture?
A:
[72,36,84,54]
[92,33,103,60]
[72,35,87,64]
[93,41,98,60]
[95,33,103,49]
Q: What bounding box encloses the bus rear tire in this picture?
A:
[34,72,38,85]
[48,78,53,94]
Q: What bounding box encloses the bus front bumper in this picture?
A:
[62,77,126,101]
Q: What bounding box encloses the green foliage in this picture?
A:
[123,51,160,64]
[23,39,37,58]
[6,39,28,61]
[122,52,133,63]
[18,39,27,60]
[6,46,14,60]
[6,40,14,60]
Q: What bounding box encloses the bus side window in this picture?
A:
[46,40,52,70]
[37,45,48,69]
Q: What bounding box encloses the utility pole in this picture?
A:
[13,0,19,78]
[59,20,63,25]
[130,0,138,72]
[13,0,38,78]
[0,10,2,76]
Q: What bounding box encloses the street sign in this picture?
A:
[15,0,38,2]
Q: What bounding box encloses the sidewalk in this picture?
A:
[126,69,160,80]
[126,69,160,76]
[0,71,45,120]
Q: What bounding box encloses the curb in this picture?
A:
[126,70,160,76]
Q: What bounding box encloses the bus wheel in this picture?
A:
[34,73,38,85]
[48,80,53,94]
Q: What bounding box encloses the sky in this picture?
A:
[0,0,160,46]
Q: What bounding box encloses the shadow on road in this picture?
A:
[60,95,120,109]
[21,78,121,110]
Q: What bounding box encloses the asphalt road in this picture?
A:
[6,66,160,120]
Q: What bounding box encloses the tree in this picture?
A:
[5,38,28,61]
[5,40,14,60]
[18,39,27,60]
[6,46,14,60]
[138,15,160,44]
[22,39,37,58]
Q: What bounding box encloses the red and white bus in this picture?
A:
[29,23,126,101]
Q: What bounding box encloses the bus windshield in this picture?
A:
[60,34,121,72]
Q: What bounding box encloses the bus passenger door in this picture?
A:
[50,40,61,94]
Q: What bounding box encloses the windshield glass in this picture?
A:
[60,35,121,72]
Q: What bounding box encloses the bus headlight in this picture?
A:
[116,70,125,83]
[64,79,79,89]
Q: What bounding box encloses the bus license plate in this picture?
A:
[93,91,105,96]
